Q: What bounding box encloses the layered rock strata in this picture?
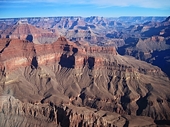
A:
[0,37,170,126]
[0,21,59,44]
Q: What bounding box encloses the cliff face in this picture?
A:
[0,22,59,44]
[0,37,119,71]
[0,37,162,75]
[0,37,170,126]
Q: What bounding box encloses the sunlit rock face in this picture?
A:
[0,21,59,44]
[0,36,169,127]
[0,36,119,71]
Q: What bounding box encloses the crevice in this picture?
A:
[31,56,38,69]
[107,75,113,91]
[122,116,129,127]
[121,95,131,113]
[136,84,153,115]
[78,120,83,127]
[113,76,121,95]
[40,94,52,103]
[136,92,150,115]
[88,57,95,70]
[121,78,131,114]
[69,20,78,29]
[57,107,70,127]
[0,39,11,53]
[79,93,85,105]
[46,77,51,84]
[108,82,111,91]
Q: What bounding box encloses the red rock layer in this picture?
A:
[0,37,117,71]
[0,37,162,76]
[0,22,58,43]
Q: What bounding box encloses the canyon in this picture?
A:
[0,16,170,126]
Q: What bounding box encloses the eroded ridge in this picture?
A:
[0,37,169,126]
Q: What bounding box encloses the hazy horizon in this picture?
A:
[0,0,170,18]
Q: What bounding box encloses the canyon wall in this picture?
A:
[0,37,170,126]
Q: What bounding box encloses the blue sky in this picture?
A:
[0,0,170,18]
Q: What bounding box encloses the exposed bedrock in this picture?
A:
[0,37,170,126]
[0,96,156,127]
[0,22,59,44]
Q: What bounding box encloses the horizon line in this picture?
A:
[0,15,169,19]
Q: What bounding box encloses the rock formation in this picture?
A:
[0,96,156,127]
[0,16,170,126]
[0,36,170,126]
[0,21,59,44]
[118,16,170,77]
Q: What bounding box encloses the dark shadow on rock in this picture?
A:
[124,37,139,45]
[121,78,131,113]
[40,94,52,103]
[117,37,138,55]
[121,96,130,111]
[31,56,38,69]
[74,30,78,33]
[72,47,78,54]
[0,40,11,53]
[122,116,129,127]
[64,19,69,28]
[63,44,70,52]
[141,26,165,37]
[106,33,118,38]
[49,109,55,122]
[88,57,95,69]
[70,20,78,29]
[162,28,170,38]
[149,49,170,77]
[79,93,85,105]
[166,38,170,45]
[154,120,170,126]
[107,75,113,91]
[87,25,96,29]
[136,93,150,115]
[59,54,75,68]
[26,35,33,42]
[57,107,70,127]
[145,83,153,92]
[6,35,10,38]
[78,120,83,127]
[77,26,88,30]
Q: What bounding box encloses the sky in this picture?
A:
[0,0,170,18]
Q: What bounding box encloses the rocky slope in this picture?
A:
[0,21,59,44]
[0,37,170,126]
[0,96,156,127]
[118,16,170,77]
